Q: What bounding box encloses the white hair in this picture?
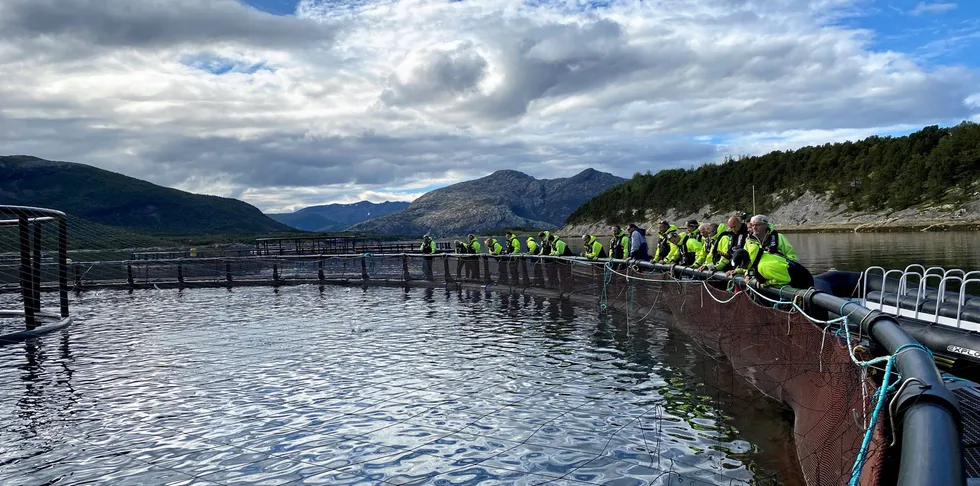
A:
[750,214,771,226]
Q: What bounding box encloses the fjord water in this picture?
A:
[0,286,801,485]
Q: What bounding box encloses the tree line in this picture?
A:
[566,122,980,225]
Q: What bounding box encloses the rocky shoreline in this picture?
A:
[559,191,980,236]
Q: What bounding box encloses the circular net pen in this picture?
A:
[0,205,72,344]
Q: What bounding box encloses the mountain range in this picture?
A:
[349,169,625,236]
[268,201,410,232]
[0,155,289,236]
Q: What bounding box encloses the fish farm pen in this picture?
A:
[1,204,979,486]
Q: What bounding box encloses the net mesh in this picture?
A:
[0,215,892,485]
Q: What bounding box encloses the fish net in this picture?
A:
[0,238,891,485]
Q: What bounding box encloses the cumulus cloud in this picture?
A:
[0,0,977,212]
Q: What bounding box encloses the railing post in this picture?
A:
[226,260,233,284]
[19,216,36,330]
[482,255,492,284]
[520,256,531,287]
[497,256,510,285]
[58,218,69,318]
[127,263,134,286]
[361,256,369,280]
[318,259,325,282]
[31,221,42,312]
[73,263,82,289]
[177,260,184,285]
[272,263,279,282]
[402,254,411,281]
[443,254,454,283]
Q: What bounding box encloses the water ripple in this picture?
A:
[0,285,801,485]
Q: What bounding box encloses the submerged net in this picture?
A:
[3,247,891,485]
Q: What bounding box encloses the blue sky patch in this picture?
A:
[239,0,299,15]
[182,53,275,75]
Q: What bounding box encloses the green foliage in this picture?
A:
[0,155,291,236]
[566,122,980,225]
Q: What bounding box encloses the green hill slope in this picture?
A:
[567,122,980,225]
[0,155,291,236]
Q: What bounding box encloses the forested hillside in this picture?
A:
[567,122,980,225]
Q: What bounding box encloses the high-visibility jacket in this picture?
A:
[749,225,798,262]
[609,230,630,260]
[551,238,573,256]
[507,236,521,254]
[486,239,503,255]
[744,242,793,286]
[702,224,732,269]
[583,236,607,260]
[420,240,437,254]
[468,240,481,253]
[526,237,537,254]
[537,232,551,255]
[654,225,678,261]
[673,234,704,266]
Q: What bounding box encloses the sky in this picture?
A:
[1,0,978,213]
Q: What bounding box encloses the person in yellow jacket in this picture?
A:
[550,234,574,256]
[665,231,703,266]
[609,226,630,260]
[698,223,734,271]
[485,237,503,255]
[653,220,678,262]
[467,234,481,253]
[419,235,437,254]
[504,231,521,254]
[682,219,702,242]
[728,245,813,288]
[580,234,608,260]
[526,235,538,255]
[744,215,798,262]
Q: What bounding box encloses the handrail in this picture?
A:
[936,276,964,326]
[622,259,964,486]
[878,269,906,312]
[959,278,980,328]
[863,266,885,305]
[0,205,68,219]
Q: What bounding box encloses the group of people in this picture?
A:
[422,212,815,290]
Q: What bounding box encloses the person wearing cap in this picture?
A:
[581,234,607,260]
[504,231,521,254]
[485,236,503,255]
[665,230,703,266]
[653,220,678,262]
[682,219,702,242]
[626,223,650,262]
[419,235,437,254]
[728,246,813,289]
[745,214,797,262]
[525,234,538,255]
[609,225,630,260]
[536,231,552,255]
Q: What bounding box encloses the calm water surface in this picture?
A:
[0,286,800,485]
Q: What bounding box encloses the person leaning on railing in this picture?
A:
[698,223,733,272]
[653,220,678,262]
[467,234,481,253]
[536,231,552,255]
[549,234,574,256]
[666,231,703,267]
[727,246,814,289]
[526,234,538,255]
[420,235,437,254]
[504,231,521,254]
[745,214,798,262]
[626,223,650,262]
[580,234,607,260]
[485,237,503,255]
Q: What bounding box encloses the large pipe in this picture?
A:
[586,257,964,486]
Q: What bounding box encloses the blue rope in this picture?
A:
[848,341,931,485]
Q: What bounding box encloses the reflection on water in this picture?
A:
[790,231,980,274]
[0,286,800,485]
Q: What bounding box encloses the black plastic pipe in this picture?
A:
[58,218,69,318]
[18,216,35,330]
[572,256,965,486]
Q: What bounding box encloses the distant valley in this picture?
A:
[267,201,410,232]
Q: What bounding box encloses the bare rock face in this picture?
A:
[348,169,625,237]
